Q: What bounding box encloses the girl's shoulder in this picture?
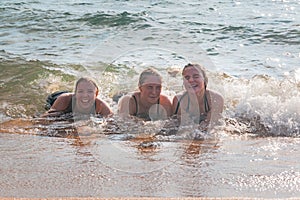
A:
[173,91,188,100]
[58,92,73,99]
[54,92,73,104]
[159,93,171,99]
[129,92,141,103]
[207,89,223,99]
[95,97,113,116]
[159,94,172,104]
[95,97,109,106]
[206,89,224,107]
[117,92,139,107]
[131,91,140,98]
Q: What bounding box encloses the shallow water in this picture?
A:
[0,0,300,198]
[1,131,299,198]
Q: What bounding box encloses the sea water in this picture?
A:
[0,0,299,198]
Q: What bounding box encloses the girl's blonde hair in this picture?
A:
[182,63,208,89]
[75,77,99,93]
[138,67,162,87]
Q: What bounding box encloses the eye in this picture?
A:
[193,74,200,79]
[184,76,190,80]
[147,85,153,90]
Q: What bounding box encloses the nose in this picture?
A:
[187,77,195,83]
[149,87,156,94]
[151,87,160,96]
[82,91,89,97]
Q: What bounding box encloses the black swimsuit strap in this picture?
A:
[132,95,138,116]
[204,92,210,113]
[175,91,210,114]
[157,98,160,115]
[174,92,188,114]
[65,97,74,113]
[132,95,160,116]
[67,96,96,114]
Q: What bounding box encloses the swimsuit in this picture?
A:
[174,91,210,123]
[65,97,96,115]
[132,95,160,121]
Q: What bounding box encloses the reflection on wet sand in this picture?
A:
[0,198,258,200]
[1,116,300,198]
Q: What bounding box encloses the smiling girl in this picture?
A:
[118,68,172,121]
[172,63,224,128]
[43,77,112,118]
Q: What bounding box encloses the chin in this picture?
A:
[187,87,197,93]
[77,104,93,111]
[194,88,202,93]
[148,98,158,104]
[80,107,91,111]
[190,85,201,92]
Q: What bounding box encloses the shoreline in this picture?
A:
[0,198,279,200]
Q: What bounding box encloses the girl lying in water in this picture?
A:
[117,67,173,121]
[172,63,224,129]
[118,65,224,130]
[42,77,113,118]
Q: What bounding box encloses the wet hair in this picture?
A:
[75,77,99,93]
[182,63,208,89]
[138,67,162,87]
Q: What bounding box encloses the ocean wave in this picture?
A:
[0,54,78,117]
[74,11,148,28]
[221,72,300,137]
[0,54,299,137]
[208,25,300,45]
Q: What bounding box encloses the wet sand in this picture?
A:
[1,131,300,199]
[0,198,266,200]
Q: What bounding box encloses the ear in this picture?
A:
[95,89,99,96]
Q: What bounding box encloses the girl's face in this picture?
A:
[182,66,205,94]
[139,75,162,104]
[75,80,98,113]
